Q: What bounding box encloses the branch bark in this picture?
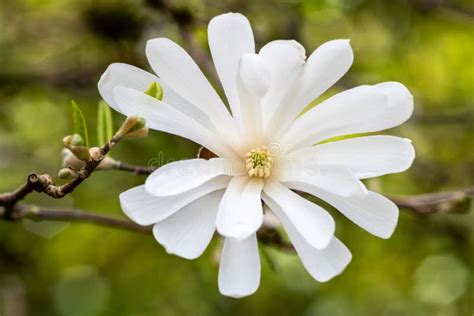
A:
[112,161,155,175]
[11,205,151,233]
[390,186,474,215]
[0,186,470,253]
[3,204,293,251]
[0,132,123,219]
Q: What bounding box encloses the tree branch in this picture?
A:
[0,120,130,219]
[112,161,154,175]
[3,204,294,251]
[390,186,474,215]
[0,186,470,253]
[12,205,151,233]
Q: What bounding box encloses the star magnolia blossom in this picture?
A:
[98,13,415,298]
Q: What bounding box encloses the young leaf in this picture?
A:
[97,101,113,145]
[71,101,89,147]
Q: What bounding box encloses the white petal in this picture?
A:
[120,176,230,226]
[98,63,158,111]
[276,159,367,197]
[266,39,353,138]
[262,181,335,249]
[299,237,352,282]
[113,86,237,158]
[218,234,260,298]
[239,53,270,98]
[282,83,414,152]
[208,13,255,121]
[146,158,244,196]
[145,38,236,133]
[286,182,399,239]
[259,40,306,127]
[98,63,213,129]
[375,81,414,122]
[267,198,351,281]
[237,55,269,143]
[287,136,415,179]
[152,190,223,260]
[216,177,264,240]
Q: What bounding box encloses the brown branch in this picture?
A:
[0,186,470,254]
[3,204,293,251]
[108,147,218,176]
[389,186,474,215]
[0,187,470,252]
[0,117,140,219]
[11,205,151,233]
[0,183,35,210]
[112,161,155,175]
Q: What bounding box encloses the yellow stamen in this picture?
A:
[245,146,272,178]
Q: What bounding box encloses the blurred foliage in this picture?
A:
[0,0,473,315]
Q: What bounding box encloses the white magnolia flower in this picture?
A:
[98,13,415,298]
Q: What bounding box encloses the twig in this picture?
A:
[390,187,474,215]
[0,129,124,219]
[3,204,293,251]
[0,187,471,250]
[11,205,151,233]
[112,161,155,175]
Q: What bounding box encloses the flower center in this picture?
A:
[245,146,273,178]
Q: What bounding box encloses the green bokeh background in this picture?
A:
[0,0,473,315]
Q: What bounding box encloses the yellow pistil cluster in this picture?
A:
[245,146,273,178]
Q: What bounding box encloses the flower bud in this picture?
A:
[97,156,117,170]
[116,116,148,139]
[62,135,91,161]
[122,126,149,139]
[63,134,84,147]
[144,81,163,101]
[58,168,77,179]
[62,149,85,170]
[61,148,116,171]
[115,115,137,137]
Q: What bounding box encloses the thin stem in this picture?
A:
[0,184,471,252]
[0,133,123,218]
[14,205,151,233]
[390,187,474,215]
[7,204,293,251]
[113,161,154,175]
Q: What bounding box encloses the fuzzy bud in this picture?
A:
[63,135,90,161]
[62,148,116,171]
[58,168,77,179]
[97,156,117,170]
[122,126,149,139]
[62,149,85,170]
[116,116,148,139]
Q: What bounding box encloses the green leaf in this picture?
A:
[97,101,113,145]
[71,101,89,147]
